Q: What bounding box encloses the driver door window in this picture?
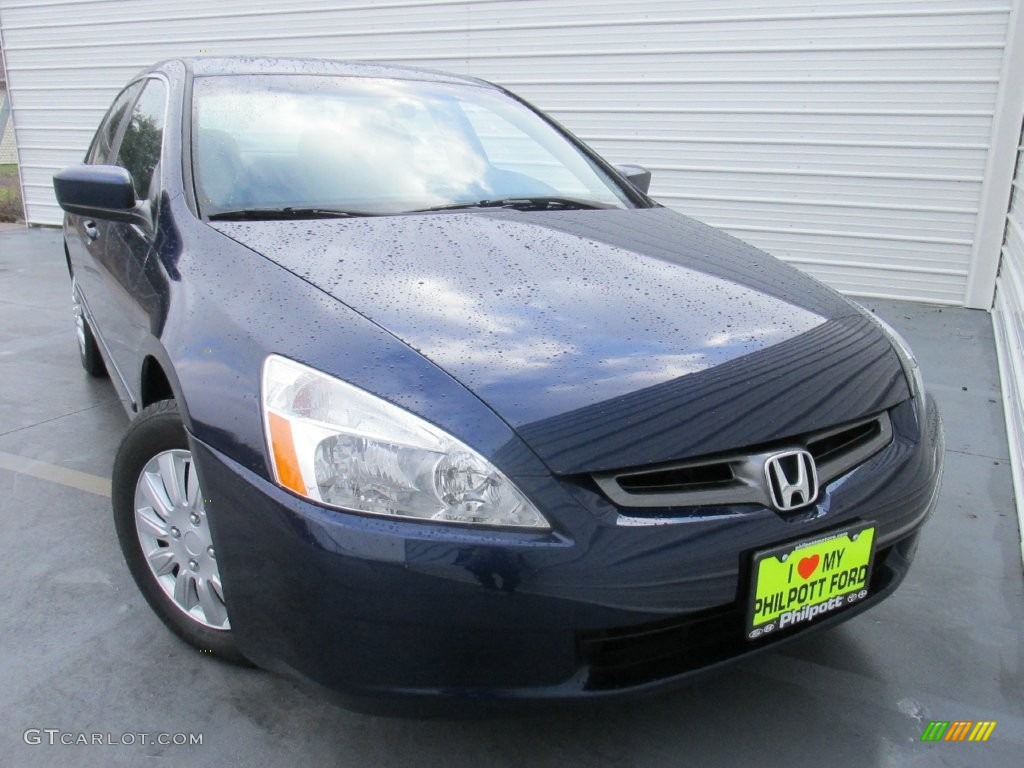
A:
[113,78,167,203]
[86,82,142,165]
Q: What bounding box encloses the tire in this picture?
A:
[71,277,107,378]
[112,399,248,664]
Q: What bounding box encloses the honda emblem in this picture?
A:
[764,450,818,511]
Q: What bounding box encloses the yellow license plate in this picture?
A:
[746,523,875,640]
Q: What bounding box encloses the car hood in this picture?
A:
[212,208,908,474]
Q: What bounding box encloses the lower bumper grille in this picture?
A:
[578,534,914,691]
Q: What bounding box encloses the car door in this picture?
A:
[66,81,142,368]
[89,77,169,408]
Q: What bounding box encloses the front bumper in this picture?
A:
[192,395,943,712]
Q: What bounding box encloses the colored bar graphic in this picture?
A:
[944,721,972,741]
[920,720,996,742]
[969,722,997,742]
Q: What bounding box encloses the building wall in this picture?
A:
[993,120,1024,563]
[0,0,1018,305]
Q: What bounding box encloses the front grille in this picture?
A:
[579,540,903,690]
[616,461,734,495]
[808,418,882,470]
[592,410,892,511]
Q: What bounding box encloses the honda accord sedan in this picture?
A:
[54,57,943,712]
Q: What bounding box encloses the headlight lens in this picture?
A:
[261,355,549,529]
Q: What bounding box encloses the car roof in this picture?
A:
[146,56,497,89]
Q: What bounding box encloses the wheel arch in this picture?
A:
[140,355,174,408]
[135,347,193,432]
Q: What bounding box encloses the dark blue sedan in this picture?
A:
[53,57,943,713]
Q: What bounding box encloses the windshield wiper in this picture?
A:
[412,196,615,213]
[207,206,377,221]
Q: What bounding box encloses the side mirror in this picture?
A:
[53,164,150,226]
[615,164,652,195]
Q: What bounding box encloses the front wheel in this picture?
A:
[112,399,247,664]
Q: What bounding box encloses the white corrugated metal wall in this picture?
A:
[2,1,1023,538]
[993,122,1024,564]
[0,0,1017,306]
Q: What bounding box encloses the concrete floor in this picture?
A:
[1,226,1021,767]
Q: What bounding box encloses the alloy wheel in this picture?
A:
[133,449,229,630]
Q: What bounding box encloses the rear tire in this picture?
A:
[112,399,248,665]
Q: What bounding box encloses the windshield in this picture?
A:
[191,74,634,217]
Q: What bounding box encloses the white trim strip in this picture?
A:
[504,77,1001,86]
[0,3,1011,30]
[835,289,963,305]
[647,164,983,182]
[553,106,994,117]
[779,256,969,276]
[719,223,973,246]
[585,135,990,150]
[658,192,976,215]
[6,41,1004,56]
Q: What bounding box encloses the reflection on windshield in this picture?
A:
[192,75,631,216]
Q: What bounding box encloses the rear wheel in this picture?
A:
[72,277,106,378]
[112,399,247,664]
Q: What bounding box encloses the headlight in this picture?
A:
[261,355,549,529]
[856,305,924,400]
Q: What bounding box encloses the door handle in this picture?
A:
[83,220,99,241]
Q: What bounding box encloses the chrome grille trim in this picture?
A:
[593,410,893,511]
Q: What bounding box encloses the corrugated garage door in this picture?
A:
[993,121,1024,559]
[0,0,1014,304]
